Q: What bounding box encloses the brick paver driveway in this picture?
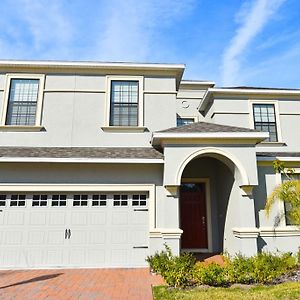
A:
[0,268,164,300]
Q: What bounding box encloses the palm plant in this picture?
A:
[265,160,300,227]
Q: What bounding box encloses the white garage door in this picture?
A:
[0,192,149,269]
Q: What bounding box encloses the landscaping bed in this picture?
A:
[148,245,300,299]
[153,282,300,300]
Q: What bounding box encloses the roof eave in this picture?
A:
[0,60,185,90]
[199,88,300,112]
[151,132,269,146]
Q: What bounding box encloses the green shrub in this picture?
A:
[226,254,255,284]
[147,245,298,287]
[252,252,296,283]
[146,244,196,288]
[146,245,171,275]
[193,262,227,286]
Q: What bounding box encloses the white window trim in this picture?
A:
[105,76,144,128]
[248,99,282,143]
[0,73,45,128]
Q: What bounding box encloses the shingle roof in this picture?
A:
[257,152,300,157]
[0,147,163,159]
[157,122,259,133]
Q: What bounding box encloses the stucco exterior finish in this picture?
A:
[0,60,299,269]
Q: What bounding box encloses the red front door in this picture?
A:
[180,183,208,249]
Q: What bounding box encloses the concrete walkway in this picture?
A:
[0,268,164,300]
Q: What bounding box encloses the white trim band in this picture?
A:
[152,132,269,146]
[0,157,164,164]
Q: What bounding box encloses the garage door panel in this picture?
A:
[89,212,106,225]
[86,249,106,265]
[111,249,129,266]
[7,212,24,225]
[89,231,106,244]
[47,231,65,245]
[0,214,4,225]
[111,230,128,244]
[131,248,148,266]
[69,248,86,265]
[131,229,148,245]
[69,230,87,245]
[27,249,44,266]
[112,212,128,225]
[5,231,23,245]
[71,212,88,225]
[28,231,45,244]
[29,212,47,225]
[49,212,66,225]
[0,192,149,268]
[46,249,65,265]
[3,248,27,266]
[132,211,148,224]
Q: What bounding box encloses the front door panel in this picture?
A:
[180,183,208,249]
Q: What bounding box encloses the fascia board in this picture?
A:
[256,156,300,162]
[199,88,300,111]
[152,132,269,146]
[0,157,164,164]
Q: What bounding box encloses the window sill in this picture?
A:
[101,126,147,133]
[257,141,286,147]
[0,125,45,132]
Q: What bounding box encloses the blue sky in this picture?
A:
[0,0,299,87]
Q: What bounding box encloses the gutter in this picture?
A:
[152,131,269,146]
[0,157,164,164]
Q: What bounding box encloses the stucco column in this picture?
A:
[160,185,182,255]
[232,185,259,256]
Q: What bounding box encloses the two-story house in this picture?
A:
[0,60,299,269]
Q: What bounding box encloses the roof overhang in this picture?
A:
[0,157,164,164]
[257,156,300,162]
[199,87,300,112]
[152,132,269,147]
[179,80,215,89]
[0,60,185,89]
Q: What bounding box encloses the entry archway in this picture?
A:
[178,149,247,254]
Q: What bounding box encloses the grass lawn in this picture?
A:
[153,282,300,300]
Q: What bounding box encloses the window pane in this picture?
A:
[177,117,194,127]
[6,79,39,125]
[253,104,278,142]
[110,81,138,126]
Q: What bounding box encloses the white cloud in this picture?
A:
[93,0,196,61]
[0,0,72,59]
[19,0,72,57]
[221,0,286,86]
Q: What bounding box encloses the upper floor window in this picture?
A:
[104,76,144,130]
[177,116,195,127]
[253,104,278,142]
[1,74,45,128]
[110,81,139,126]
[6,79,39,125]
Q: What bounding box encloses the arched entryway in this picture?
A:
[179,151,244,254]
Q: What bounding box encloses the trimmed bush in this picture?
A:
[252,252,296,283]
[146,245,298,288]
[146,244,196,287]
[193,262,227,286]
[226,254,255,284]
